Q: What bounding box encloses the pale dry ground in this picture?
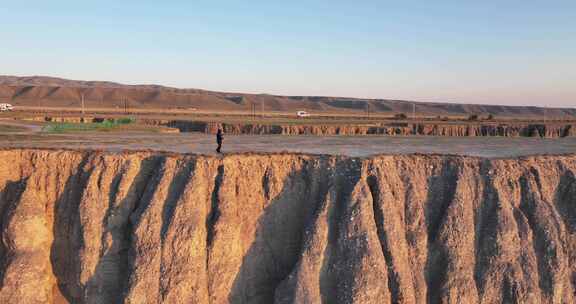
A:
[1,119,575,157]
[0,131,575,157]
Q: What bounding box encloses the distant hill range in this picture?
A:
[0,75,573,117]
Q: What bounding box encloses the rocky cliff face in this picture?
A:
[28,116,576,137]
[0,149,575,304]
[160,120,576,138]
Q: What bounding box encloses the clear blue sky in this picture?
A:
[1,1,575,106]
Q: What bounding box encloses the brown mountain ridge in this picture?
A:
[0,75,573,117]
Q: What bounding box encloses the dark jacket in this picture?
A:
[216,130,223,143]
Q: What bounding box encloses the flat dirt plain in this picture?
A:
[1,118,575,157]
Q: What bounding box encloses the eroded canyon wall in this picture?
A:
[153,120,576,138]
[28,116,576,138]
[0,149,575,303]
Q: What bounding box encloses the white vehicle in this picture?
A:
[0,103,13,112]
[296,110,310,118]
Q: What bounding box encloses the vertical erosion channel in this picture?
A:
[0,150,575,303]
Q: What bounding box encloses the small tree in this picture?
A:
[486,114,494,120]
[467,114,479,121]
[394,113,408,120]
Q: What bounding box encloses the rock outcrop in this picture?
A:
[26,116,576,137]
[161,120,576,138]
[0,149,575,303]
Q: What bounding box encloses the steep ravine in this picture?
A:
[0,149,575,304]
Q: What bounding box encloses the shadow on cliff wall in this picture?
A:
[50,155,166,304]
[555,169,576,234]
[227,161,322,303]
[424,160,459,304]
[85,156,166,303]
[0,178,29,289]
[50,154,92,303]
[553,169,576,291]
[318,160,362,304]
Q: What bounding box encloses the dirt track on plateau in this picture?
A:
[1,132,576,158]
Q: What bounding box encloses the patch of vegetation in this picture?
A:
[43,117,135,133]
[0,125,27,133]
[467,114,479,121]
[394,113,408,120]
[115,117,135,124]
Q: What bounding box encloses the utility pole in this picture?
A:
[80,93,85,122]
[366,103,370,118]
[80,92,86,122]
[261,100,264,118]
[412,103,416,120]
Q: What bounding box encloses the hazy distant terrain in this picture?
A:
[0,75,573,117]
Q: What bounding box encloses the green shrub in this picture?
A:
[467,114,479,121]
[42,117,134,133]
[394,113,408,120]
[116,117,135,124]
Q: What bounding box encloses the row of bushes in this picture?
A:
[43,117,135,133]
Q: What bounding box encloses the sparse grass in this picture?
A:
[42,117,135,133]
[0,125,27,133]
[115,117,135,124]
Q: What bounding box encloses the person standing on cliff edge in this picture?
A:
[216,128,224,153]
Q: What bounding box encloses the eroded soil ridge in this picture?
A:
[0,149,575,303]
